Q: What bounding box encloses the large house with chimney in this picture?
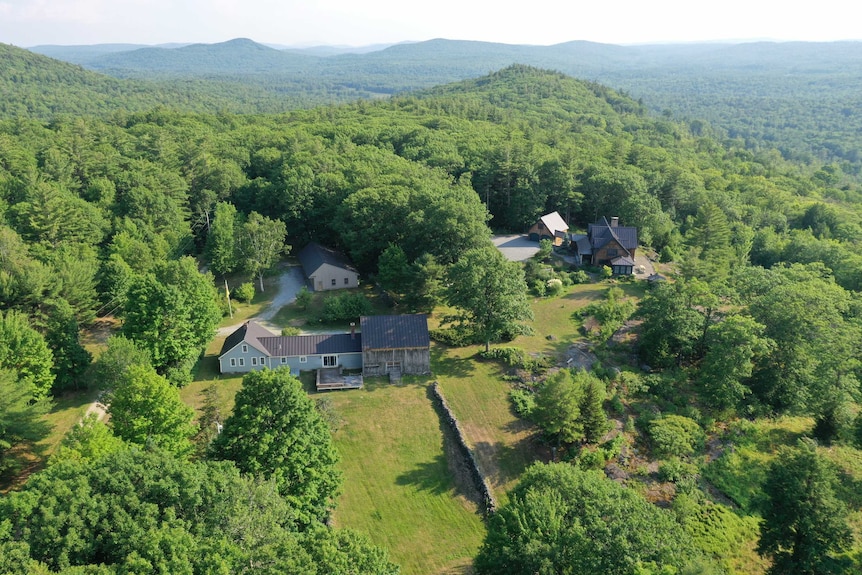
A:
[572,216,638,275]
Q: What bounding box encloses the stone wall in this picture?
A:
[430,382,497,515]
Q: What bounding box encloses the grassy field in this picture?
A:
[703,416,812,511]
[432,344,545,504]
[327,381,486,575]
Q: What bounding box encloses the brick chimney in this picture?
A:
[610,216,619,228]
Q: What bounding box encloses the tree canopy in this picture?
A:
[475,462,698,575]
[445,244,533,351]
[757,439,853,575]
[0,448,397,575]
[121,257,221,385]
[211,368,342,527]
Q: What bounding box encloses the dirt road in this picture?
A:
[217,265,306,336]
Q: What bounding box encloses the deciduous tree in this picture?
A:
[107,364,197,457]
[205,200,240,276]
[0,309,54,399]
[121,257,221,385]
[211,368,342,526]
[698,314,771,413]
[475,463,696,575]
[445,244,533,351]
[238,211,287,291]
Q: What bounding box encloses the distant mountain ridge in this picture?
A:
[32,37,862,79]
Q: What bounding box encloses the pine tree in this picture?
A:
[579,373,610,443]
[758,438,852,574]
[44,298,92,393]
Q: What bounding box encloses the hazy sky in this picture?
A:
[0,0,858,47]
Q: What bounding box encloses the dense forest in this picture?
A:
[19,37,862,183]
[1,52,861,574]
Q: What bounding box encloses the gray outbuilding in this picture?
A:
[298,242,360,291]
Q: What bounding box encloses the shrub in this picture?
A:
[600,435,625,461]
[610,393,625,415]
[571,270,590,284]
[320,292,372,323]
[648,415,705,458]
[294,286,312,310]
[660,245,677,263]
[579,286,635,341]
[531,279,547,297]
[576,447,607,470]
[546,278,563,295]
[233,282,255,303]
[536,239,553,260]
[509,388,536,419]
[658,457,699,483]
[480,346,551,373]
[617,371,648,396]
[429,326,478,347]
[281,326,301,336]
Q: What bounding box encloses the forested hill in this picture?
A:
[23,37,862,183]
[88,38,318,75]
[0,43,362,116]
[3,62,862,573]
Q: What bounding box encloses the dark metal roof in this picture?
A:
[575,236,592,255]
[588,217,638,251]
[360,314,430,350]
[219,321,276,357]
[611,256,636,266]
[298,242,357,276]
[258,333,362,357]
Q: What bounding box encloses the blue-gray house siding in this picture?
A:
[218,322,363,376]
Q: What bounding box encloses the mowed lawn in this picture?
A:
[429,280,645,502]
[328,381,485,575]
[432,345,544,504]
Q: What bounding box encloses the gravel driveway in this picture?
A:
[492,234,541,261]
[217,265,306,336]
[257,265,306,322]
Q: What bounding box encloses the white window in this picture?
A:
[299,356,307,363]
[260,357,266,366]
[239,358,245,366]
[230,358,236,367]
[331,278,336,286]
[252,357,257,366]
[344,277,349,285]
[323,355,337,367]
[281,357,287,364]
[242,344,248,353]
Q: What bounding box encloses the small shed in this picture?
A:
[360,314,431,377]
[298,242,359,291]
[528,212,569,246]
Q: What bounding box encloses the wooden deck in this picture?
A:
[316,367,363,391]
